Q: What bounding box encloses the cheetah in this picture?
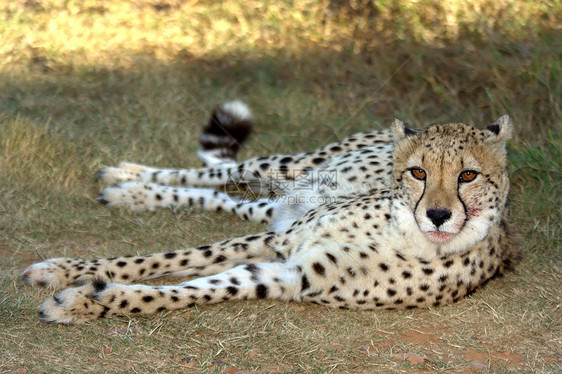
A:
[22,102,519,323]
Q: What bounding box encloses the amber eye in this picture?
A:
[459,170,478,183]
[410,168,426,180]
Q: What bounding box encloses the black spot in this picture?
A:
[379,263,389,271]
[386,288,397,297]
[164,252,177,259]
[395,252,406,261]
[180,259,189,266]
[142,295,154,303]
[119,300,128,308]
[227,286,238,296]
[256,284,268,298]
[301,274,310,291]
[312,262,326,276]
[134,258,145,264]
[487,123,500,135]
[116,261,127,268]
[443,259,454,268]
[312,157,325,164]
[326,253,337,264]
[422,268,434,275]
[214,255,226,263]
[130,308,141,313]
[419,284,430,291]
[402,271,412,279]
[92,278,108,292]
[463,257,471,266]
[203,250,213,258]
[245,264,260,280]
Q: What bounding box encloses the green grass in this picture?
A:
[0,0,560,372]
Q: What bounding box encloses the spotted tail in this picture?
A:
[197,100,253,166]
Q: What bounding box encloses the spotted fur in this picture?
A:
[22,106,519,323]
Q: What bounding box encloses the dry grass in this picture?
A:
[0,0,560,372]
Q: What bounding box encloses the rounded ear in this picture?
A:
[392,118,419,141]
[484,115,513,147]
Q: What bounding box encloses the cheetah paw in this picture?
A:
[39,282,108,324]
[97,162,155,185]
[97,182,163,211]
[22,259,91,290]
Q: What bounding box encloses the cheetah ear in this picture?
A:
[392,118,420,140]
[484,115,513,147]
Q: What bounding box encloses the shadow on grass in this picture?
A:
[1,19,559,143]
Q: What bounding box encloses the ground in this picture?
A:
[0,0,560,372]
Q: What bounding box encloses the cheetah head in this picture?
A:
[390,116,512,256]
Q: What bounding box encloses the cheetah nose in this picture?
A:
[426,208,452,228]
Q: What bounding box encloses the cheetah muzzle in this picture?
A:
[22,101,519,323]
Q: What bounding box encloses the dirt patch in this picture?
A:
[464,349,526,371]
[401,327,443,346]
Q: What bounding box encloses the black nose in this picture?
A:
[426,208,452,227]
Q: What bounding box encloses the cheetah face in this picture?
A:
[391,116,512,255]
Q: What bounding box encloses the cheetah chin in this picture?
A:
[23,101,519,323]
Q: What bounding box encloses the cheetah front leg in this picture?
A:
[97,150,316,189]
[22,232,285,290]
[39,262,300,323]
[98,182,278,223]
[98,162,235,187]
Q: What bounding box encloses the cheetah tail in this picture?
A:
[197,100,254,166]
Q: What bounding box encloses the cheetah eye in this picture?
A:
[410,168,426,180]
[459,170,478,183]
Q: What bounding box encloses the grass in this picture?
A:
[0,0,560,372]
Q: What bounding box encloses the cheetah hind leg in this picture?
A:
[39,262,300,323]
[22,231,286,290]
